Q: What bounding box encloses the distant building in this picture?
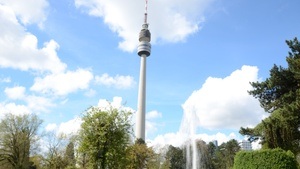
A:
[212,140,218,147]
[240,140,252,150]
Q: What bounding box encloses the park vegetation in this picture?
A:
[0,107,241,169]
[239,37,300,167]
[233,148,298,169]
[0,38,299,168]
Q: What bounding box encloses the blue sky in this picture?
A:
[1,0,300,147]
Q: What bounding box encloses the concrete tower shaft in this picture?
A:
[136,0,151,141]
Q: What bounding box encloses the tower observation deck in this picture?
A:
[137,0,151,57]
[137,24,151,56]
[136,0,151,141]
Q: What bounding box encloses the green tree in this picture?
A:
[211,139,240,169]
[240,38,300,153]
[165,145,185,169]
[0,113,43,169]
[79,106,132,169]
[182,139,214,169]
[68,134,88,169]
[207,142,217,169]
[30,155,44,169]
[43,132,68,169]
[76,152,89,169]
[64,141,75,169]
[126,139,158,169]
[223,139,240,168]
[196,140,214,169]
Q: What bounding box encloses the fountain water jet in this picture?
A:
[179,107,201,169]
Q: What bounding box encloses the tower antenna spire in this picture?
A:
[144,0,148,24]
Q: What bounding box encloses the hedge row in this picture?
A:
[233,148,297,169]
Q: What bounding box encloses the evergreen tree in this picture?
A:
[64,141,75,168]
[165,145,185,169]
[211,139,240,169]
[240,38,300,153]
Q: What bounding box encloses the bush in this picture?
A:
[233,148,298,169]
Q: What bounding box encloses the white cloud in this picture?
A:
[0,93,55,114]
[149,65,266,148]
[182,65,265,130]
[0,77,11,83]
[95,73,135,89]
[84,89,96,97]
[0,4,66,73]
[149,131,239,148]
[30,68,94,96]
[149,132,184,147]
[146,110,163,135]
[57,117,82,135]
[97,97,121,109]
[97,96,134,113]
[4,86,26,100]
[146,110,162,120]
[25,95,55,113]
[0,0,48,26]
[45,123,58,132]
[75,0,214,52]
[44,118,82,137]
[195,132,238,145]
[251,139,262,150]
[0,102,31,117]
[3,86,54,114]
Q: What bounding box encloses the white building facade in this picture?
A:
[240,140,252,151]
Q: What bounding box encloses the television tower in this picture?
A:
[136,0,151,141]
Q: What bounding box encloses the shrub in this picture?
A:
[233,148,297,169]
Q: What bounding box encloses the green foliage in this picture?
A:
[240,37,300,154]
[76,152,89,169]
[160,139,241,169]
[0,113,42,169]
[79,106,132,169]
[125,139,158,169]
[42,132,70,169]
[165,145,185,169]
[30,155,44,169]
[64,141,75,168]
[211,139,240,169]
[233,148,298,169]
[207,142,217,169]
[196,140,214,169]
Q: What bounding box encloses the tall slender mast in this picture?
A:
[136,0,151,141]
